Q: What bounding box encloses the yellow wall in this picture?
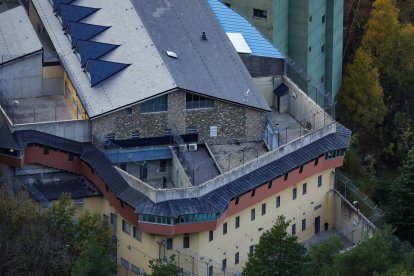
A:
[64,72,88,120]
[43,65,64,79]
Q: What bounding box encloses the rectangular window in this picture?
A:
[293,188,297,200]
[318,175,322,187]
[251,208,255,221]
[121,258,130,269]
[222,259,227,272]
[124,107,133,116]
[268,181,272,189]
[303,183,307,195]
[131,130,139,139]
[299,166,303,173]
[223,222,227,235]
[133,226,142,241]
[131,264,141,275]
[141,95,168,113]
[314,204,322,210]
[183,235,190,248]
[253,8,267,19]
[251,189,256,197]
[186,127,197,134]
[261,203,266,215]
[209,230,214,242]
[321,44,325,53]
[302,219,306,231]
[186,93,214,109]
[292,223,296,235]
[160,160,167,172]
[314,158,319,166]
[110,213,116,225]
[276,196,280,208]
[163,129,172,136]
[44,147,49,155]
[321,74,325,83]
[249,245,254,256]
[235,216,240,229]
[210,126,218,137]
[235,252,239,265]
[166,238,173,250]
[106,133,115,140]
[122,220,131,235]
[284,173,288,181]
[208,265,214,276]
[68,152,74,161]
[235,197,239,205]
[322,14,326,23]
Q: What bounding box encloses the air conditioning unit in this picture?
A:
[179,144,187,152]
[188,143,198,151]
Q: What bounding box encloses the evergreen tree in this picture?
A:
[148,255,182,276]
[306,236,343,275]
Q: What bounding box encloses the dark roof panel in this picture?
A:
[77,41,119,67]
[86,59,130,87]
[52,0,75,11]
[57,4,99,29]
[66,22,109,48]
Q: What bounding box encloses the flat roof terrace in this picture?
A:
[1,95,75,124]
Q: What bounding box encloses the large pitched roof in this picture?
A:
[0,6,42,65]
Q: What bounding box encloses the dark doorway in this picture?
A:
[140,162,148,181]
[324,222,329,231]
[315,216,320,234]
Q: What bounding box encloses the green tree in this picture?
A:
[243,215,306,276]
[386,147,414,243]
[337,47,387,141]
[148,255,182,276]
[306,236,343,275]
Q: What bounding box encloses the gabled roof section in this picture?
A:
[57,4,99,29]
[85,59,130,87]
[52,0,75,11]
[66,22,109,48]
[0,6,42,65]
[76,40,119,67]
[132,0,270,111]
[208,0,283,59]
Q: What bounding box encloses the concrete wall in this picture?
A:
[171,148,192,188]
[0,52,43,100]
[333,192,375,244]
[255,76,274,107]
[273,0,289,54]
[91,90,266,145]
[42,65,64,96]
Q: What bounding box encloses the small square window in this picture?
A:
[122,220,131,235]
[187,127,197,134]
[276,196,280,208]
[163,129,172,136]
[131,130,139,139]
[314,158,319,166]
[124,107,133,116]
[223,222,227,235]
[209,230,214,242]
[318,175,322,187]
[292,223,296,235]
[235,252,239,265]
[268,181,272,189]
[210,126,218,137]
[261,203,266,215]
[302,219,306,231]
[322,14,326,23]
[303,183,307,195]
[299,166,303,173]
[293,188,297,200]
[251,208,255,221]
[183,235,190,248]
[235,197,239,205]
[166,238,173,250]
[251,189,256,197]
[253,8,267,19]
[235,216,240,229]
[284,173,288,181]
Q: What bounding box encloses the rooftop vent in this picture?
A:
[201,32,207,41]
[166,51,178,58]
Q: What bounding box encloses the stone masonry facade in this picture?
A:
[91,90,266,145]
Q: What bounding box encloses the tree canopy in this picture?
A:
[148,255,182,276]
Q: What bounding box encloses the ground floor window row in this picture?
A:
[120,257,144,275]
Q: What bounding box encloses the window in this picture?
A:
[222,259,227,271]
[122,220,131,235]
[163,129,172,136]
[130,130,139,139]
[44,147,49,155]
[208,265,214,276]
[186,93,214,109]
[318,175,322,187]
[183,235,190,248]
[292,223,296,235]
[309,16,313,22]
[166,238,173,250]
[322,14,326,23]
[235,216,240,229]
[235,252,240,265]
[210,126,218,137]
[124,107,133,116]
[261,203,266,215]
[284,173,288,181]
[314,204,322,211]
[209,230,214,242]
[187,127,197,134]
[251,189,256,197]
[268,181,272,189]
[68,153,74,161]
[110,213,117,225]
[314,158,319,166]
[141,95,168,113]
[321,44,325,53]
[249,245,254,256]
[253,8,267,19]
[251,208,255,221]
[106,133,115,140]
[120,163,127,171]
[302,219,306,231]
[224,3,230,7]
[276,196,280,208]
[309,46,312,52]
[321,74,325,83]
[299,166,303,173]
[235,197,239,205]
[133,226,142,241]
[121,258,130,269]
[160,160,167,172]
[223,222,227,235]
[293,188,297,200]
[131,264,141,275]
[303,183,307,195]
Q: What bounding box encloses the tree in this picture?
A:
[148,255,182,276]
[336,47,387,141]
[385,147,414,243]
[242,216,306,276]
[72,240,116,276]
[306,236,343,275]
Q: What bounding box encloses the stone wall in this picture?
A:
[91,90,266,145]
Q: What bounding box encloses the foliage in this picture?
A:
[306,236,343,276]
[72,240,116,276]
[385,147,414,243]
[148,254,182,276]
[337,47,386,140]
[243,215,306,276]
[397,0,414,23]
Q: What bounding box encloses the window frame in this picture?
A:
[253,8,267,19]
[122,220,131,235]
[141,95,168,113]
[293,187,297,200]
[261,203,266,215]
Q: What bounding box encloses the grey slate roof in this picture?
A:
[0,6,42,65]
[133,0,269,111]
[0,123,351,218]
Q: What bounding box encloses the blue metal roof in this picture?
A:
[77,41,119,67]
[57,4,99,29]
[106,147,172,163]
[52,0,75,11]
[86,59,130,87]
[66,22,109,48]
[207,0,283,59]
